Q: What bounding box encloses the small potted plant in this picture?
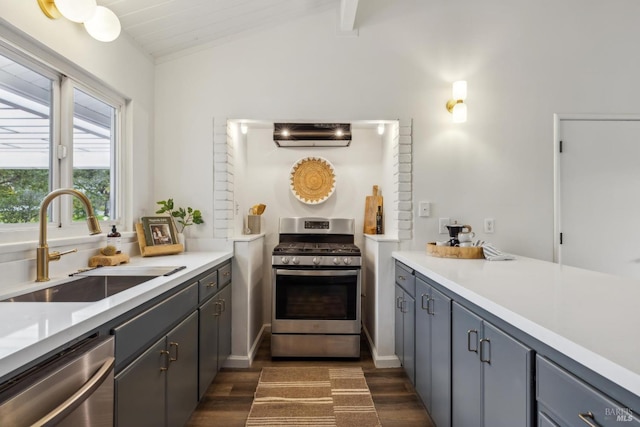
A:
[156,198,204,247]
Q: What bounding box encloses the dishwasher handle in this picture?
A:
[32,356,115,427]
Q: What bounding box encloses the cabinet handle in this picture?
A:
[427,297,435,315]
[223,271,230,277]
[479,338,491,364]
[467,329,478,353]
[213,301,222,317]
[160,350,170,371]
[206,281,217,288]
[398,275,406,281]
[169,341,179,363]
[421,294,429,310]
[401,299,408,314]
[578,412,601,427]
[220,298,226,313]
[396,296,403,309]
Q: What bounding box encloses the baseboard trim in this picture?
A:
[223,323,270,368]
[363,325,401,368]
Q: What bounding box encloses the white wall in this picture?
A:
[155,0,640,261]
[0,1,156,230]
[237,126,384,247]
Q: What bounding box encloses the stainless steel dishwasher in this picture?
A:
[0,335,114,427]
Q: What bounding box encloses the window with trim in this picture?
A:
[0,47,121,229]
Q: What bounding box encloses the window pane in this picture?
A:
[0,53,52,223]
[72,88,114,222]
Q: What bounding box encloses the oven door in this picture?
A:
[272,268,361,334]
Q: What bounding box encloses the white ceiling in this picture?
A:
[101,0,360,60]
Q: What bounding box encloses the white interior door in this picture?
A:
[556,117,640,279]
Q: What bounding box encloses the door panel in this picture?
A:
[483,322,533,427]
[452,302,482,427]
[115,339,166,427]
[558,119,640,279]
[414,280,432,410]
[430,287,452,427]
[167,311,198,427]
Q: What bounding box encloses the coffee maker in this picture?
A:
[446,222,472,246]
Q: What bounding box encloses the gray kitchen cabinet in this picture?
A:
[452,302,534,427]
[537,355,640,427]
[415,276,451,427]
[394,262,416,385]
[115,311,198,427]
[198,281,232,398]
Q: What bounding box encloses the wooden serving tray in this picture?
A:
[427,242,484,259]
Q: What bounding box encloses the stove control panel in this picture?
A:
[273,255,361,267]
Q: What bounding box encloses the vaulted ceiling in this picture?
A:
[101,0,360,60]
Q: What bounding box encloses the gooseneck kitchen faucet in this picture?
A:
[36,188,102,282]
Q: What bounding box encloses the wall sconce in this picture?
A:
[37,0,121,42]
[446,80,467,123]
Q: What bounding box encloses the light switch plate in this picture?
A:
[439,218,450,234]
[419,201,431,217]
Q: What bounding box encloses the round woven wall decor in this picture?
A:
[289,157,336,204]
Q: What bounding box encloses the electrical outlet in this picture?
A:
[484,218,495,233]
[419,201,431,217]
[439,218,450,234]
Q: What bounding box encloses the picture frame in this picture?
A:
[141,216,178,246]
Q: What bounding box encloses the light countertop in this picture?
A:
[392,251,640,398]
[0,251,232,382]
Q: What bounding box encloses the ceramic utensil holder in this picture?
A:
[247,215,261,234]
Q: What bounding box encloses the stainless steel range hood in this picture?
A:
[274,123,352,147]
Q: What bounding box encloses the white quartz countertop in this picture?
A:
[392,251,640,398]
[0,251,232,382]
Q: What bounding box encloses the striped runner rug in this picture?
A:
[245,366,381,427]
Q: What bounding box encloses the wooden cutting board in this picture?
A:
[363,185,383,234]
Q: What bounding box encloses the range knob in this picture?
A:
[312,257,321,265]
[292,257,300,265]
[281,257,290,264]
[343,257,352,265]
[333,257,341,265]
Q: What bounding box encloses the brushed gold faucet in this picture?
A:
[36,188,102,282]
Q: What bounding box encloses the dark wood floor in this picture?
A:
[186,332,434,427]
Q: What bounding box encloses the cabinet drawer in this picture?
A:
[219,263,231,287]
[537,356,639,426]
[395,262,415,297]
[114,283,198,368]
[199,270,218,302]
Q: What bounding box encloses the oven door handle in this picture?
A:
[275,269,359,277]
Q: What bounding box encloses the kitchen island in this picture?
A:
[393,250,640,425]
[0,250,232,383]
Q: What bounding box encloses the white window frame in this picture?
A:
[0,36,126,243]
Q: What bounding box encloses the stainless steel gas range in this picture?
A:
[271,217,361,358]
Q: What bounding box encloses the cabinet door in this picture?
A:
[452,302,483,427]
[199,296,220,398]
[115,338,166,427]
[167,311,199,427]
[482,322,533,427]
[430,286,452,427]
[403,292,416,385]
[394,284,404,364]
[414,280,432,409]
[217,285,232,368]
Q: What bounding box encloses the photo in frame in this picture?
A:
[141,216,178,246]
